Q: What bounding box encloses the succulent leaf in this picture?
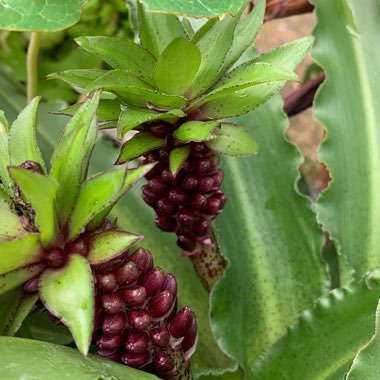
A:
[172,120,220,143]
[9,168,59,247]
[169,145,191,175]
[8,97,46,173]
[87,230,143,265]
[39,254,94,356]
[75,36,157,85]
[0,234,43,275]
[154,37,202,96]
[206,123,259,157]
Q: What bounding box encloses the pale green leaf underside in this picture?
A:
[251,270,380,379]
[169,145,191,175]
[0,0,86,31]
[39,255,94,356]
[312,0,380,281]
[0,133,11,196]
[173,121,219,143]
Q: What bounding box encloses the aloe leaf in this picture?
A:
[206,123,258,157]
[9,168,58,247]
[154,37,202,96]
[138,2,187,59]
[75,36,156,84]
[46,69,106,94]
[169,145,191,175]
[0,234,43,275]
[173,120,220,143]
[251,270,380,379]
[210,94,325,373]
[68,164,154,241]
[87,230,143,265]
[0,264,45,295]
[39,254,94,356]
[0,337,159,379]
[8,97,46,173]
[50,93,99,226]
[311,0,380,281]
[117,107,185,139]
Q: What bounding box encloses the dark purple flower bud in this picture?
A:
[101,293,124,314]
[121,285,146,307]
[155,215,177,232]
[204,198,222,215]
[168,188,187,204]
[161,274,177,297]
[121,351,150,368]
[97,348,122,361]
[129,248,154,274]
[148,177,168,194]
[142,192,158,207]
[193,217,209,237]
[208,154,220,168]
[197,177,214,193]
[177,235,195,252]
[151,124,171,138]
[192,157,211,173]
[169,307,191,338]
[161,168,176,184]
[139,267,164,296]
[150,327,170,348]
[157,198,178,215]
[144,163,164,180]
[159,148,170,160]
[149,290,175,318]
[177,210,196,226]
[190,193,207,209]
[146,151,160,163]
[192,142,206,153]
[182,312,197,353]
[64,238,87,256]
[45,247,66,268]
[93,252,128,274]
[23,275,40,293]
[125,331,150,353]
[97,333,125,350]
[211,169,224,188]
[20,160,43,174]
[128,310,151,331]
[102,312,127,335]
[214,190,227,208]
[181,175,198,191]
[154,352,175,374]
[142,184,160,200]
[97,273,119,292]
[115,261,139,285]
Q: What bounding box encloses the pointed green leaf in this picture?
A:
[8,97,46,173]
[0,337,159,379]
[0,234,43,275]
[0,132,11,196]
[172,120,219,143]
[0,264,45,295]
[75,37,156,85]
[154,37,202,96]
[87,230,143,265]
[169,145,191,175]
[50,93,99,225]
[116,132,166,163]
[39,255,94,356]
[117,107,185,139]
[0,288,22,335]
[138,2,187,59]
[68,164,155,241]
[182,18,195,39]
[251,270,380,379]
[47,69,106,94]
[0,110,9,133]
[10,168,58,247]
[206,122,258,156]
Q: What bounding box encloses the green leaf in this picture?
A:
[210,94,325,373]
[116,132,166,163]
[172,120,219,143]
[68,164,155,241]
[0,1,86,31]
[0,115,11,196]
[311,0,380,282]
[0,110,9,133]
[0,234,43,275]
[87,230,142,265]
[0,337,159,379]
[47,69,106,94]
[50,93,99,225]
[39,254,94,356]
[8,97,46,173]
[206,122,258,156]
[138,2,187,59]
[9,168,58,247]
[117,107,185,139]
[75,37,156,85]
[251,270,380,379]
[169,145,191,175]
[154,37,202,96]
[140,0,245,18]
[0,288,22,335]
[0,264,45,296]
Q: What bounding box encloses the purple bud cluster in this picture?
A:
[140,123,227,255]
[93,247,197,379]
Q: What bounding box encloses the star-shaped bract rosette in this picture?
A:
[0,93,153,356]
